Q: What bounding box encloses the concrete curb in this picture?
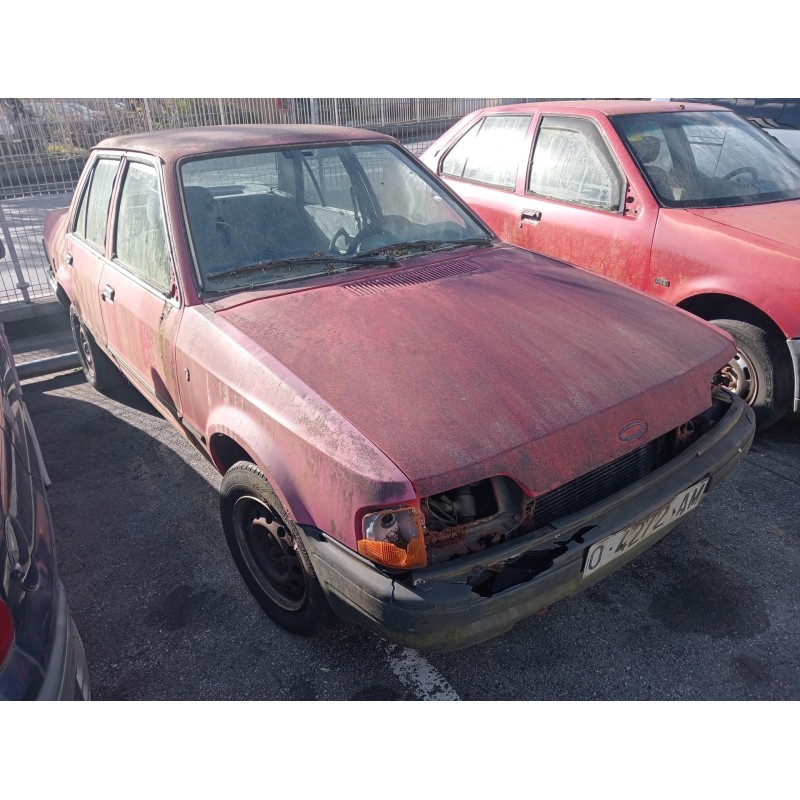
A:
[16,351,80,380]
[0,297,65,324]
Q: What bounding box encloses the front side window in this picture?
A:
[612,110,800,208]
[114,161,171,290]
[441,115,531,188]
[180,142,490,293]
[73,157,119,250]
[527,116,624,211]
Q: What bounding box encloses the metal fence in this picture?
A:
[1,97,530,310]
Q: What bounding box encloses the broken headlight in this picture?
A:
[358,507,427,569]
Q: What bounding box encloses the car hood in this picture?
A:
[686,198,800,252]
[215,245,733,499]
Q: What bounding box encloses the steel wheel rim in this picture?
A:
[77,325,96,381]
[716,348,758,404]
[232,495,307,611]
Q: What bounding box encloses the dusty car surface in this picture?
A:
[421,100,800,429]
[0,324,91,699]
[42,125,754,651]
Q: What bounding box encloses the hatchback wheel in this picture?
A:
[69,306,121,390]
[220,461,332,636]
[712,317,792,430]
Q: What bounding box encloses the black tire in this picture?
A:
[69,305,121,390]
[220,461,332,636]
[712,317,793,430]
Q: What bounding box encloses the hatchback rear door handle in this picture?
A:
[521,208,542,222]
[101,285,115,302]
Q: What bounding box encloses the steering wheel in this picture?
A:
[345,223,383,256]
[723,166,759,183]
[328,227,352,255]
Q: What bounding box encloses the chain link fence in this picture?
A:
[0,97,546,310]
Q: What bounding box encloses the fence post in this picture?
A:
[0,203,32,304]
[309,99,320,125]
[218,98,227,126]
[143,99,154,131]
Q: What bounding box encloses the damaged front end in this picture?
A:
[303,387,754,651]
[416,388,739,595]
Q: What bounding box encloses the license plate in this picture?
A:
[582,477,709,578]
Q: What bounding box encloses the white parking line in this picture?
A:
[385,644,460,701]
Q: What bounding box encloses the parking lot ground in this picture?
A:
[13,349,800,701]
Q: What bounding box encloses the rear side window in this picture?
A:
[73,158,119,250]
[527,116,624,211]
[114,161,171,291]
[442,115,531,188]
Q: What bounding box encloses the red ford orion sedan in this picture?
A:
[421,100,800,430]
[42,125,754,651]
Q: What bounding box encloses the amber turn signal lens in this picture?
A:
[358,535,427,569]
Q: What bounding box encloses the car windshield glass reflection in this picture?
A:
[612,111,800,209]
[180,143,488,291]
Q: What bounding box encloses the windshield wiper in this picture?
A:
[354,237,493,259]
[205,254,394,282]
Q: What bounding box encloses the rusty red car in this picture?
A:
[421,100,800,430]
[42,125,754,651]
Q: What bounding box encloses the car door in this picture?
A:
[63,154,122,341]
[512,114,656,290]
[436,113,535,242]
[100,156,183,416]
[436,112,658,291]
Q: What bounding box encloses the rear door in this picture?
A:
[99,155,183,415]
[436,113,534,241]
[63,155,122,340]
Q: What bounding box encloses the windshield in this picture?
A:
[179,142,490,291]
[611,111,800,208]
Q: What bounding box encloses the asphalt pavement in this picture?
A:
[7,317,800,701]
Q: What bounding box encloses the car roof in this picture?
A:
[481,99,729,116]
[95,124,396,161]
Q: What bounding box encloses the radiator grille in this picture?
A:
[526,435,670,531]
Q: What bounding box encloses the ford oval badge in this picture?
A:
[619,421,647,442]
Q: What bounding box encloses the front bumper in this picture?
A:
[36,579,91,700]
[304,392,755,652]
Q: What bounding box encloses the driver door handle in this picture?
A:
[521,208,542,222]
[101,285,115,303]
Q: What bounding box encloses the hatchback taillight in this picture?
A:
[0,599,13,664]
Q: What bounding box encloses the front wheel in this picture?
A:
[712,317,792,430]
[220,461,332,636]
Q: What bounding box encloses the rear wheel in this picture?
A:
[69,306,121,390]
[220,461,332,636]
[712,317,792,430]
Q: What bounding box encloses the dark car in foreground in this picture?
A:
[421,100,800,430]
[42,125,754,651]
[0,321,90,699]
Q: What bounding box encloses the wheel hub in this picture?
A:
[77,326,96,379]
[716,349,757,404]
[234,496,307,610]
